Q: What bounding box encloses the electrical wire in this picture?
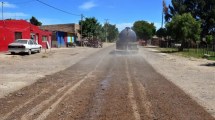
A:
[35,0,81,17]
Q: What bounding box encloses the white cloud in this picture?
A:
[146,21,162,30]
[39,18,65,25]
[4,12,29,19]
[79,1,97,10]
[4,2,17,8]
[116,22,133,31]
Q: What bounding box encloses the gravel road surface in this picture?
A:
[0,45,214,120]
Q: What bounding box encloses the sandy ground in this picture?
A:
[140,46,215,117]
[0,43,113,98]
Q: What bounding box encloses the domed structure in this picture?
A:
[116,27,138,50]
[118,27,137,42]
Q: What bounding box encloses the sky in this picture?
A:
[2,0,172,31]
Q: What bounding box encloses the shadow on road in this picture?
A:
[200,62,215,67]
[109,50,138,56]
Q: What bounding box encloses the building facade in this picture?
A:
[0,20,52,52]
[40,24,80,47]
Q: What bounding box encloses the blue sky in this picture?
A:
[2,0,171,31]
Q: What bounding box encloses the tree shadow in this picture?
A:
[159,50,179,54]
[109,50,138,55]
[151,50,179,54]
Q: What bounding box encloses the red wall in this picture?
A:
[0,20,51,51]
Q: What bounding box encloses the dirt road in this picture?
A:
[0,46,214,120]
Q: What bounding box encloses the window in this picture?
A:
[33,40,37,45]
[29,40,34,45]
[15,32,22,40]
[42,36,48,42]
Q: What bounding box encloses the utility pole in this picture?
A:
[80,14,84,40]
[104,19,109,43]
[1,2,4,20]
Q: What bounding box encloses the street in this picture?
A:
[0,45,214,120]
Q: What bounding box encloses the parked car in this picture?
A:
[8,39,42,55]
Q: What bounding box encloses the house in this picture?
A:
[40,24,80,47]
[0,20,52,52]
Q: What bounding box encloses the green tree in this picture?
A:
[132,20,156,40]
[156,28,167,38]
[79,17,101,39]
[166,13,201,51]
[206,35,213,44]
[30,16,42,26]
[97,26,106,42]
[104,23,119,42]
[164,0,215,37]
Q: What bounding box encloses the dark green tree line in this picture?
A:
[79,17,118,42]
[164,0,215,37]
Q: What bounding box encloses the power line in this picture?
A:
[35,0,81,17]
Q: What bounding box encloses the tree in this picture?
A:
[132,20,156,40]
[164,0,215,37]
[79,17,101,39]
[104,23,119,42]
[166,13,201,51]
[156,28,167,38]
[30,16,42,26]
[206,35,213,44]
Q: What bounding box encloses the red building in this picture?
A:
[0,20,52,52]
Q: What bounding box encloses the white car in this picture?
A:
[8,39,42,55]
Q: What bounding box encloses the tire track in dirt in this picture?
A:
[87,70,113,120]
[127,55,155,119]
[29,48,107,120]
[136,52,215,120]
[0,72,82,120]
[43,50,113,119]
[125,58,141,120]
[1,89,47,120]
[34,72,95,120]
[135,80,154,119]
[86,53,135,120]
[0,46,113,120]
[21,84,70,120]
